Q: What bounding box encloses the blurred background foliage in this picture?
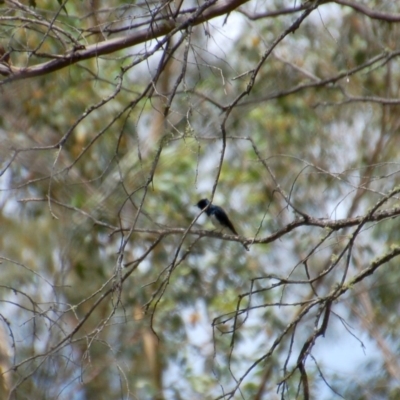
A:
[1,0,400,399]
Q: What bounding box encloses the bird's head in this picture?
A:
[196,198,210,210]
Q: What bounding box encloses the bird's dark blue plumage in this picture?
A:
[196,198,249,251]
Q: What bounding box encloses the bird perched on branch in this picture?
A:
[196,198,249,251]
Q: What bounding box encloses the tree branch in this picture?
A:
[333,0,400,22]
[0,0,250,83]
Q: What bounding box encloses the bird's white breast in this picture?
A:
[210,213,227,232]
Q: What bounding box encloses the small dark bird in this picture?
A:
[196,198,249,251]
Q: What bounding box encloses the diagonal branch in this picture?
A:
[0,0,250,83]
